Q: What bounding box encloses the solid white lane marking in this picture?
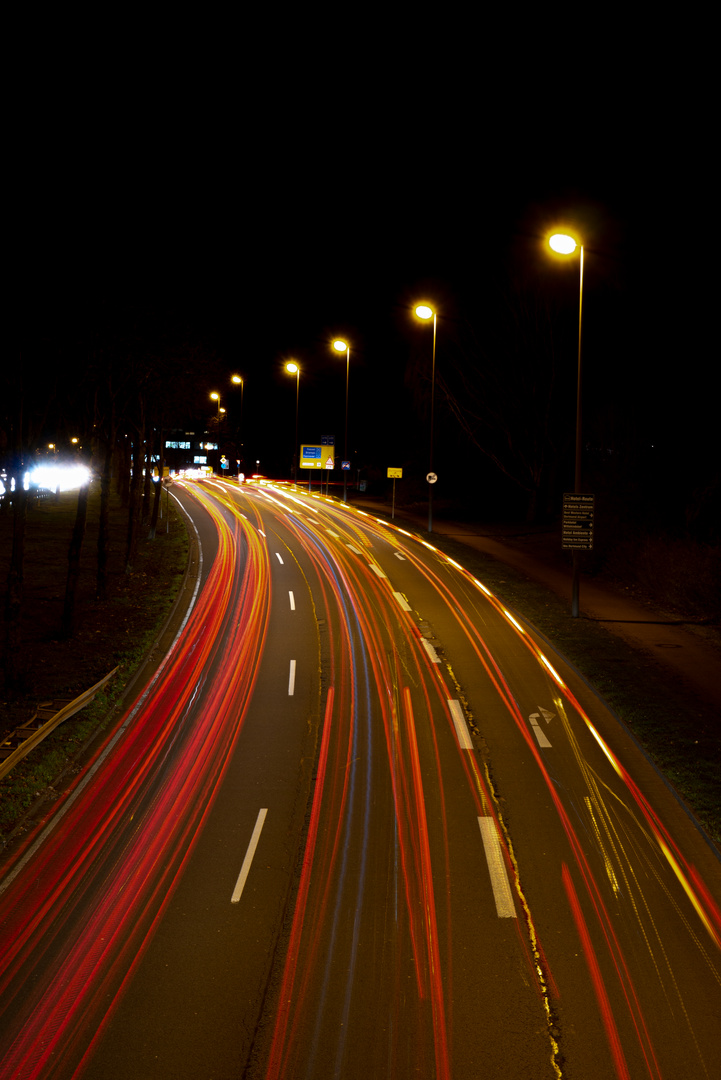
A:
[288,660,296,695]
[420,637,440,663]
[448,699,473,749]
[369,563,387,579]
[478,817,516,918]
[393,591,411,611]
[275,552,284,564]
[289,591,295,610]
[231,809,268,903]
[346,544,363,555]
[529,713,552,748]
[394,552,406,560]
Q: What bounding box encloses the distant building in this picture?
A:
[163,430,220,474]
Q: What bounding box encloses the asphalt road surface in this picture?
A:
[1,478,719,1080]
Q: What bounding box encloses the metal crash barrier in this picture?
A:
[0,668,118,782]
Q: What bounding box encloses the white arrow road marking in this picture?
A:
[448,699,473,749]
[231,809,268,903]
[478,817,516,918]
[529,713,552,748]
[539,707,555,723]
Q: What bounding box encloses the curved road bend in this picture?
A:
[0,478,719,1080]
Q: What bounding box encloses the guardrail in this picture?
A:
[0,668,118,782]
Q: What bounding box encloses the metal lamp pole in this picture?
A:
[550,233,585,617]
[414,305,437,532]
[286,362,300,488]
[333,339,350,502]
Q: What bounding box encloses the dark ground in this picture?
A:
[0,482,188,835]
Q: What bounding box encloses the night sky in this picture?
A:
[18,28,714,528]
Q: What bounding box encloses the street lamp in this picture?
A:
[414,304,437,532]
[231,375,244,475]
[286,362,300,488]
[549,231,585,617]
[333,339,350,502]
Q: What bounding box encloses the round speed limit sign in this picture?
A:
[426,472,438,484]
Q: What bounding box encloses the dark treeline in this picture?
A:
[1,304,228,689]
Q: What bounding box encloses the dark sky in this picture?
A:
[21,29,713,499]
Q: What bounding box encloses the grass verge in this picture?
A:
[0,483,188,841]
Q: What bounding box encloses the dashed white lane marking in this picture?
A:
[448,699,473,749]
[288,660,296,695]
[289,591,295,610]
[478,817,516,918]
[420,637,440,663]
[275,552,284,564]
[369,563,388,579]
[231,809,268,903]
[529,713,552,748]
[326,529,340,538]
[393,591,411,611]
[346,544,363,555]
[394,552,406,560]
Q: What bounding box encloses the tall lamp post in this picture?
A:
[333,339,350,502]
[549,231,585,617]
[231,375,244,475]
[209,392,222,474]
[286,362,300,488]
[414,304,437,532]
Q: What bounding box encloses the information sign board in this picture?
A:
[562,493,595,550]
[300,445,323,468]
[387,467,403,479]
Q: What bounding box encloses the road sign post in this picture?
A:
[562,493,595,617]
[387,468,403,518]
[426,472,438,532]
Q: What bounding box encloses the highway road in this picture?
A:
[0,478,719,1080]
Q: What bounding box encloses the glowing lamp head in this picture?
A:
[415,305,434,320]
[286,362,299,374]
[549,233,578,255]
[333,339,348,353]
[231,375,242,384]
[210,391,219,401]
